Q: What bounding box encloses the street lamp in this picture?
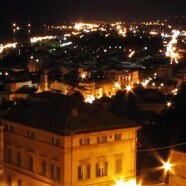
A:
[166,101,172,108]
[163,162,172,171]
[162,160,172,184]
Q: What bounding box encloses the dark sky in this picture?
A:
[0,0,186,25]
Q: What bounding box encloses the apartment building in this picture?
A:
[0,92,140,186]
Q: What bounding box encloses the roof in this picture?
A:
[2,92,138,136]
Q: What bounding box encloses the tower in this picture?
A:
[40,70,49,91]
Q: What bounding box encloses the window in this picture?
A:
[7,149,12,163]
[56,167,61,182]
[97,135,107,143]
[18,180,22,186]
[7,176,12,186]
[6,125,13,132]
[115,133,122,141]
[79,138,90,146]
[28,157,33,171]
[52,137,60,146]
[51,164,61,182]
[41,161,47,176]
[27,130,35,139]
[116,159,122,173]
[17,152,21,167]
[78,164,91,180]
[96,161,108,177]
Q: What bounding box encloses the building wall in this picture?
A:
[1,119,139,186]
[169,150,186,186]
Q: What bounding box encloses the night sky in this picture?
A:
[0,0,186,25]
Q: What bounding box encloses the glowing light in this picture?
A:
[165,30,180,63]
[74,22,99,31]
[30,36,56,43]
[60,42,72,47]
[128,50,135,58]
[163,162,172,171]
[85,95,95,104]
[141,79,150,87]
[80,72,87,80]
[166,102,172,108]
[114,82,121,89]
[150,31,158,35]
[0,42,17,54]
[126,85,132,92]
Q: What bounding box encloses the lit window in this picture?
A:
[27,130,35,139]
[114,133,122,141]
[78,164,91,180]
[79,138,90,146]
[96,161,108,177]
[6,125,13,132]
[51,164,61,182]
[52,137,60,146]
[116,159,122,173]
[97,135,107,143]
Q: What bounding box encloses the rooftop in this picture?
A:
[2,92,138,135]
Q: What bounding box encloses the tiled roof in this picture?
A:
[3,92,137,135]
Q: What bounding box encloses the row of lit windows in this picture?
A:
[7,149,61,182]
[77,159,122,180]
[6,125,60,147]
[6,125,122,147]
[6,159,122,185]
[79,133,122,146]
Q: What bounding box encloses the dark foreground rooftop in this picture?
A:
[2,92,138,135]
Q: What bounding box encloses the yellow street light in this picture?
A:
[163,162,172,171]
[166,101,172,108]
[126,85,132,92]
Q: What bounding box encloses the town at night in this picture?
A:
[0,1,186,186]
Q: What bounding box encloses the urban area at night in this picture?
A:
[0,0,186,186]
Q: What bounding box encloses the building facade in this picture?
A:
[0,93,140,186]
[169,149,186,186]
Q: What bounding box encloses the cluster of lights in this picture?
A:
[85,95,95,104]
[30,36,56,43]
[141,79,150,87]
[165,30,180,64]
[60,42,72,47]
[172,88,178,95]
[0,43,17,54]
[114,82,121,89]
[74,23,99,31]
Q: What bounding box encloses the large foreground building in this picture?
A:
[0,92,140,186]
[169,149,186,186]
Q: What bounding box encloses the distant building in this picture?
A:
[169,149,186,186]
[5,80,33,92]
[156,64,173,80]
[0,92,140,186]
[105,68,139,85]
[28,58,41,73]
